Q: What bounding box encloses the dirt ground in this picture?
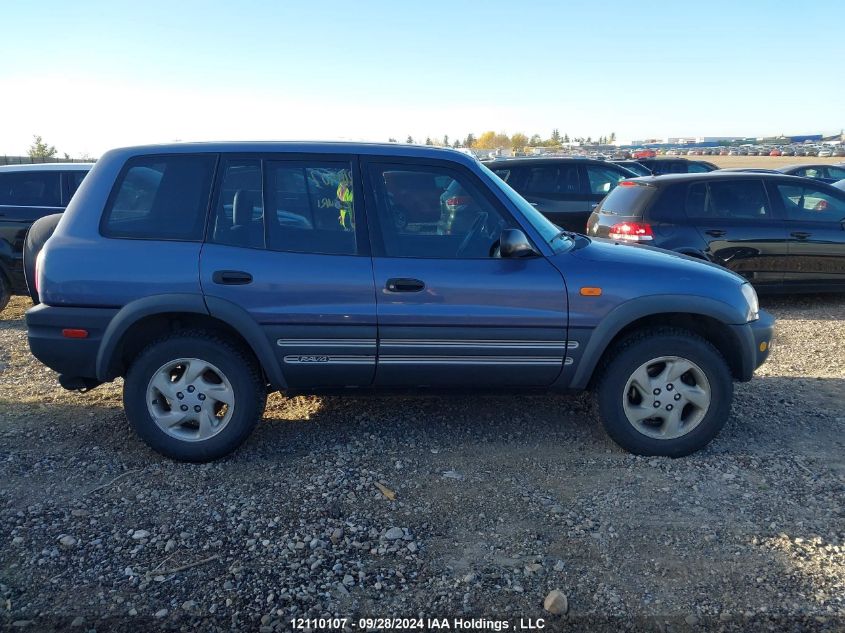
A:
[1,289,843,632]
[689,155,843,170]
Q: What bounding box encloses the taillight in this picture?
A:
[608,222,653,241]
[445,196,472,207]
[619,181,637,187]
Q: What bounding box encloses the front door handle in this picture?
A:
[790,231,811,240]
[705,229,726,237]
[212,270,253,285]
[386,278,425,292]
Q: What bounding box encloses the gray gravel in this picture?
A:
[0,294,843,632]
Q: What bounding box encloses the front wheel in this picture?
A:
[123,333,266,462]
[595,328,733,457]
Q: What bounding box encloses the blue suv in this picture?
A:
[26,142,774,461]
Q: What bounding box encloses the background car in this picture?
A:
[778,164,845,184]
[485,157,636,231]
[0,163,93,310]
[635,158,718,175]
[586,172,845,293]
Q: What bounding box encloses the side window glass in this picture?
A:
[102,155,215,240]
[212,160,265,249]
[706,180,771,220]
[493,169,511,183]
[776,184,845,222]
[685,182,710,217]
[369,165,514,259]
[825,166,845,180]
[803,168,821,179]
[265,162,356,255]
[67,171,87,199]
[586,166,626,195]
[0,172,61,206]
[521,165,580,195]
[687,162,710,173]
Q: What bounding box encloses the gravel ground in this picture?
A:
[0,294,843,632]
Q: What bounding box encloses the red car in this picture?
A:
[769,149,782,156]
[632,149,656,159]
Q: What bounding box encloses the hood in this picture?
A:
[560,237,745,286]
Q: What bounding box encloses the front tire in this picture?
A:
[595,328,733,457]
[124,332,266,462]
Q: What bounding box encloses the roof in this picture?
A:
[102,141,476,166]
[777,164,831,172]
[0,163,94,173]
[479,156,612,167]
[628,171,819,185]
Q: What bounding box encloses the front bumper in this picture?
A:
[730,309,775,381]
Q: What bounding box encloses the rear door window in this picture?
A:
[0,171,61,207]
[825,166,845,180]
[211,159,265,249]
[700,180,772,220]
[101,154,216,240]
[523,164,580,196]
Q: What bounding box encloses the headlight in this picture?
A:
[741,283,759,322]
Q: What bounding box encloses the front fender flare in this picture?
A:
[569,294,748,389]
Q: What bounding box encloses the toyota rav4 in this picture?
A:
[26,142,774,461]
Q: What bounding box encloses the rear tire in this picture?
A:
[24,213,62,304]
[123,332,266,462]
[595,328,733,457]
[0,274,10,314]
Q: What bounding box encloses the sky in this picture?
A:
[1,0,843,157]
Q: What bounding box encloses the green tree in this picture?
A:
[464,133,476,148]
[406,135,414,144]
[388,137,397,143]
[550,129,562,144]
[452,139,460,148]
[529,134,542,147]
[28,135,57,159]
[610,132,616,143]
[425,137,433,145]
[443,134,449,146]
[563,133,570,143]
[510,133,529,151]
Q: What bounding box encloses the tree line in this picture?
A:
[389,130,618,150]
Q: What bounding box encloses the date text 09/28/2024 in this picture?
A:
[290,617,547,630]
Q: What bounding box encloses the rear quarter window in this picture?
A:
[0,171,61,207]
[101,155,216,240]
[597,183,656,216]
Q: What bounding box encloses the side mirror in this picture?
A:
[499,229,538,258]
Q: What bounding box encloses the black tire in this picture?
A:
[123,332,266,462]
[595,327,733,457]
[23,213,62,304]
[0,273,10,314]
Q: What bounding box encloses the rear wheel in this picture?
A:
[123,333,266,462]
[595,328,732,457]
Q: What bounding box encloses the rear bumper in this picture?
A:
[26,304,118,380]
[730,309,775,381]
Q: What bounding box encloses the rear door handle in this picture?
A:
[386,278,425,292]
[705,229,726,237]
[790,231,811,239]
[212,270,253,285]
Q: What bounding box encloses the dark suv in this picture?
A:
[484,158,636,231]
[586,172,845,293]
[635,158,717,175]
[0,163,92,310]
[27,142,773,461]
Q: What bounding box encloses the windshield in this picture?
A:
[478,162,571,252]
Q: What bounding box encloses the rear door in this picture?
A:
[199,154,377,389]
[687,178,788,287]
[494,162,589,231]
[363,158,568,388]
[770,180,845,288]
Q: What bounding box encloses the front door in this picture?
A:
[199,154,377,389]
[363,159,568,387]
[770,180,845,289]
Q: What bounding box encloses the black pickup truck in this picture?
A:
[0,163,92,311]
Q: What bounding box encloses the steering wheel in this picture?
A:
[456,212,488,257]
